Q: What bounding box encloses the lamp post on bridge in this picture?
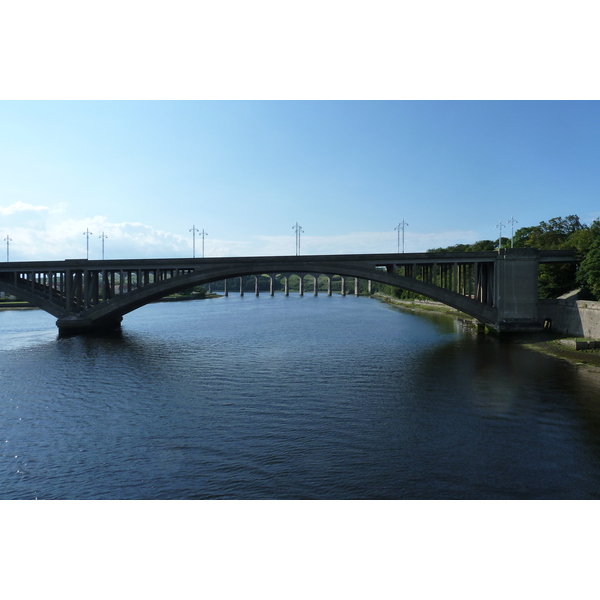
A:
[83,228,93,259]
[4,235,12,262]
[395,220,408,253]
[199,228,208,258]
[508,216,518,248]
[496,221,505,252]
[99,232,108,260]
[189,225,198,258]
[293,222,304,255]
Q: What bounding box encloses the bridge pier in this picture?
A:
[270,274,275,296]
[56,316,123,336]
[313,274,318,296]
[254,275,259,296]
[224,278,228,296]
[341,276,346,296]
[240,276,244,296]
[284,276,289,296]
[355,277,359,296]
[327,276,332,296]
[299,275,304,296]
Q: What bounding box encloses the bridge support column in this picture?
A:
[56,316,123,336]
[494,249,541,332]
[254,276,259,296]
[327,276,332,296]
[355,277,359,296]
[299,275,304,296]
[368,280,372,294]
[313,275,318,296]
[270,275,274,296]
[284,276,289,296]
[224,278,228,296]
[341,277,346,296]
[240,277,244,296]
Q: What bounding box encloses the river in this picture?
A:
[2,293,600,499]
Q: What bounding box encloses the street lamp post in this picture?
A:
[200,229,208,258]
[4,235,12,262]
[292,222,304,255]
[83,228,93,259]
[189,225,198,258]
[99,232,108,260]
[394,220,408,253]
[508,216,518,248]
[496,221,505,252]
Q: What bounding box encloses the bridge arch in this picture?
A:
[59,260,497,332]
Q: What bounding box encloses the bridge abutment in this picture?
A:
[494,249,541,332]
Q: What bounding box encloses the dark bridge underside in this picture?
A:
[0,250,578,334]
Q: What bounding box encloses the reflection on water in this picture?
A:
[1,295,600,499]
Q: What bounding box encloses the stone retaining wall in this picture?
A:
[538,299,600,339]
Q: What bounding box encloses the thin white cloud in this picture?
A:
[0,201,50,216]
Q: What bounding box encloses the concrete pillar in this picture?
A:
[299,275,304,296]
[240,276,244,296]
[327,276,332,296]
[284,276,289,296]
[224,278,228,297]
[254,275,259,296]
[270,275,274,296]
[313,274,318,296]
[368,280,372,294]
[355,277,359,296]
[494,249,540,330]
[341,276,346,296]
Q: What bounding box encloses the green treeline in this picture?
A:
[427,215,600,300]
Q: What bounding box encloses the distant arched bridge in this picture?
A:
[0,249,578,334]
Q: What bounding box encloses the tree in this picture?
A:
[577,237,600,299]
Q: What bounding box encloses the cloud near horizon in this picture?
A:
[253,230,481,256]
[2,204,483,261]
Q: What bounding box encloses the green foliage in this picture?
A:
[514,215,586,250]
[180,285,207,297]
[427,239,505,252]
[423,215,600,300]
[577,237,600,299]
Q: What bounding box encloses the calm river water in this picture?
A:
[2,293,600,499]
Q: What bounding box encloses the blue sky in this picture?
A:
[1,100,598,261]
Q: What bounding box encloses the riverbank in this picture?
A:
[372,293,600,373]
[0,302,38,310]
[372,293,472,320]
[154,292,221,302]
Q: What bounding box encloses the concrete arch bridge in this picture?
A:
[0,249,577,334]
